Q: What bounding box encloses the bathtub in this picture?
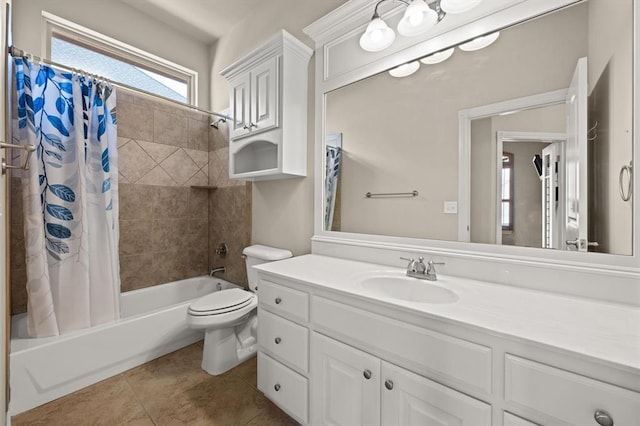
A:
[8,276,239,416]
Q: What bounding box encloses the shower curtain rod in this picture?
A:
[7,45,233,122]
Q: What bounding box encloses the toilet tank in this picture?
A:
[243,245,293,291]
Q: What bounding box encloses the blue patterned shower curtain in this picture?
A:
[14,57,120,337]
[324,145,342,231]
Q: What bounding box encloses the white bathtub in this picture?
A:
[8,276,238,416]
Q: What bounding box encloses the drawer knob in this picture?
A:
[363,369,372,380]
[594,410,614,426]
[384,379,393,390]
[274,383,281,392]
[275,297,282,305]
[275,337,282,344]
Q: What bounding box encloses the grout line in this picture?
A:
[120,373,158,426]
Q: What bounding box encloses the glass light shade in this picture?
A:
[388,61,420,77]
[360,17,396,52]
[397,0,438,37]
[420,47,455,64]
[458,31,500,51]
[440,0,483,14]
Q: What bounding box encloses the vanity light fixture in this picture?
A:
[420,47,454,64]
[360,0,449,52]
[458,31,500,51]
[439,0,483,14]
[389,61,421,77]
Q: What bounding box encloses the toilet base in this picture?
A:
[201,314,258,375]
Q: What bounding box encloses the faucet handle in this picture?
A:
[426,261,445,274]
[400,257,416,272]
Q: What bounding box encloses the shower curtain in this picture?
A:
[324,145,342,231]
[14,57,120,337]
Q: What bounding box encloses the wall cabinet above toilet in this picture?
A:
[221,30,312,181]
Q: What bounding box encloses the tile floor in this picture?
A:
[12,342,297,425]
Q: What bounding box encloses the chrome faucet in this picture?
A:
[400,257,445,281]
[209,267,226,277]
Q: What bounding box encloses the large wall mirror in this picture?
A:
[323,0,633,256]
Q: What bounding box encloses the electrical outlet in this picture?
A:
[444,201,458,214]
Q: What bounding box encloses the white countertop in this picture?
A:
[255,254,640,373]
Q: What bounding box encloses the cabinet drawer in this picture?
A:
[313,297,492,395]
[258,308,309,372]
[258,279,309,322]
[505,355,640,425]
[258,351,308,424]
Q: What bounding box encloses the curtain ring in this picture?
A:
[619,161,633,202]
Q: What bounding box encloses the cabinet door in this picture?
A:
[229,73,251,139]
[311,333,380,426]
[250,56,279,133]
[381,362,491,426]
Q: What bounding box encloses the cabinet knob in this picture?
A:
[242,123,251,130]
[363,369,372,380]
[384,379,393,390]
[250,122,258,128]
[274,383,281,392]
[275,297,282,305]
[594,410,614,426]
[275,337,282,344]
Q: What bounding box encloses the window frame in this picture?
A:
[41,11,198,106]
[501,152,515,231]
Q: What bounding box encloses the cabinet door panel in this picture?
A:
[230,74,250,139]
[311,333,380,426]
[251,56,279,133]
[381,362,491,426]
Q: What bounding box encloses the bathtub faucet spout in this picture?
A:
[209,267,226,277]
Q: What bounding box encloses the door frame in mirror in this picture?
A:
[305,0,640,302]
[458,89,568,242]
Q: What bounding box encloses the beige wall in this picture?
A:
[12,0,212,109]
[327,4,587,241]
[210,0,346,256]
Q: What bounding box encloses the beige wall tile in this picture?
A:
[119,184,154,221]
[188,118,209,152]
[117,102,154,141]
[119,220,153,257]
[120,254,154,292]
[137,140,178,163]
[159,150,200,186]
[118,141,157,183]
[137,166,177,187]
[153,109,188,147]
[183,148,209,169]
[152,186,189,219]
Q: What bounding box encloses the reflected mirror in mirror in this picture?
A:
[324,0,633,255]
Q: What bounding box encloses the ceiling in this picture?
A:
[120,0,264,44]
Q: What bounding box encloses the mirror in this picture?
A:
[324,0,633,255]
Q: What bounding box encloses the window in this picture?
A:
[501,152,514,231]
[43,12,197,105]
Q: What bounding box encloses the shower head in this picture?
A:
[211,118,227,129]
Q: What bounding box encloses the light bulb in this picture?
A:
[359,17,396,52]
[397,0,438,37]
[440,0,483,14]
[388,61,420,77]
[420,47,454,64]
[458,31,500,51]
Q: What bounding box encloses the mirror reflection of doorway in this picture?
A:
[496,132,566,248]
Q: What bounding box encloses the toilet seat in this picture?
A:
[186,289,257,330]
[188,288,255,316]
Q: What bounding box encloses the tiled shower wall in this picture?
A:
[10,88,251,315]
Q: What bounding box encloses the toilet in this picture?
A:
[186,245,293,375]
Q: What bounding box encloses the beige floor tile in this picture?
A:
[246,399,300,426]
[230,356,258,389]
[11,376,152,426]
[150,374,268,425]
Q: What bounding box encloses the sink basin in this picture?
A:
[358,274,459,304]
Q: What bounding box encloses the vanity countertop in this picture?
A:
[255,254,640,373]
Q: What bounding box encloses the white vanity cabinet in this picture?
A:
[254,256,640,426]
[311,332,491,426]
[221,30,312,181]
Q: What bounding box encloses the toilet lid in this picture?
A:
[188,289,254,316]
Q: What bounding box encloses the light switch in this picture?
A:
[444,201,458,214]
